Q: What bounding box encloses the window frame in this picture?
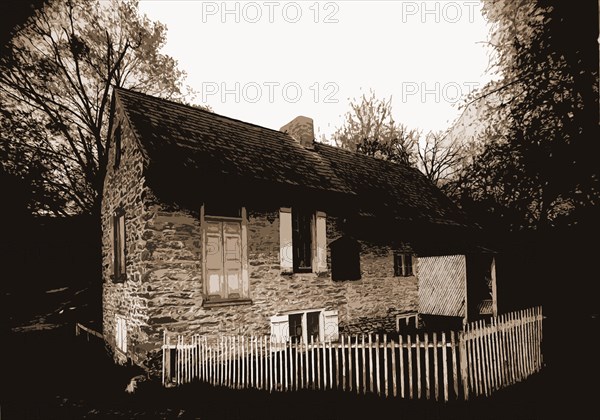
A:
[393,251,414,277]
[112,208,126,283]
[201,204,250,306]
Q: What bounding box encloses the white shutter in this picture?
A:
[314,211,327,273]
[115,316,127,353]
[279,208,293,273]
[323,310,339,342]
[270,314,289,345]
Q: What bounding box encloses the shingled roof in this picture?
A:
[114,87,468,227]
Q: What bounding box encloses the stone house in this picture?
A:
[102,87,493,374]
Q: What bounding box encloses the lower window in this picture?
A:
[271,309,339,343]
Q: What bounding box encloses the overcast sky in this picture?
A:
[138,1,495,139]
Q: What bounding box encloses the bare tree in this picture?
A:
[0,0,189,216]
[416,130,465,187]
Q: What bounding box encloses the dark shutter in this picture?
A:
[331,237,361,281]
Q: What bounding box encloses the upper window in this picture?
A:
[292,208,313,272]
[279,208,327,274]
[113,209,126,282]
[203,206,249,304]
[394,252,413,277]
[113,125,122,169]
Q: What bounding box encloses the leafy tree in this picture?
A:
[451,0,599,230]
[332,91,418,166]
[0,0,188,216]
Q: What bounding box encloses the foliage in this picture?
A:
[449,0,599,230]
[332,91,418,166]
[0,0,188,215]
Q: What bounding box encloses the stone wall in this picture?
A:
[101,98,151,366]
[140,206,417,373]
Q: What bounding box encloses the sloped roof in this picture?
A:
[114,87,468,227]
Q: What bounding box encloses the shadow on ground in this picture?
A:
[1,314,598,419]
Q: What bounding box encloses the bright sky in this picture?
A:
[138,1,494,140]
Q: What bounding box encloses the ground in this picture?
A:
[2,285,598,419]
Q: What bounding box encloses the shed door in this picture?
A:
[205,220,242,299]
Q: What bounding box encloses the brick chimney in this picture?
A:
[280,116,314,149]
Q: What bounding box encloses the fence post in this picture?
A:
[458,330,469,400]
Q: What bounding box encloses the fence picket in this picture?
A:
[391,338,397,397]
[361,335,366,394]
[442,332,448,402]
[375,335,381,396]
[416,333,421,399]
[407,334,413,399]
[451,331,458,399]
[383,334,389,398]
[433,332,439,401]
[399,335,405,398]
[424,332,430,400]
[341,336,346,391]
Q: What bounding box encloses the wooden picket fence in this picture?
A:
[162,306,543,401]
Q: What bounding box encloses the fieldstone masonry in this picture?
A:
[102,100,418,376]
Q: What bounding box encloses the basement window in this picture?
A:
[270,309,339,343]
[394,252,414,277]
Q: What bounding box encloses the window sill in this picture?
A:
[202,298,253,308]
[110,274,127,283]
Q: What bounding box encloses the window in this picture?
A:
[113,125,122,169]
[115,315,127,353]
[279,208,327,274]
[292,208,312,272]
[112,209,126,282]
[202,205,249,304]
[394,252,414,277]
[331,236,361,281]
[270,309,339,343]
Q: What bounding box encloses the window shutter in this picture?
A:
[270,314,289,345]
[314,211,327,273]
[279,208,293,273]
[323,310,339,342]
